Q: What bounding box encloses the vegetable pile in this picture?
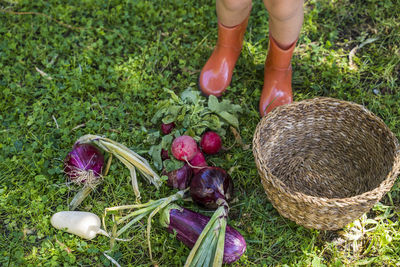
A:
[50,89,247,266]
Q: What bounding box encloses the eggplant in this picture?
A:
[160,204,246,264]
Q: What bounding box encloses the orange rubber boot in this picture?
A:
[199,15,249,97]
[259,36,297,116]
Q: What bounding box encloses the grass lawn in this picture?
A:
[1,0,400,266]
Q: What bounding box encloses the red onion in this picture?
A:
[189,166,233,209]
[64,143,104,186]
[163,163,193,190]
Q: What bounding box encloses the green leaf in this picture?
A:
[208,95,219,112]
[181,88,200,104]
[151,103,169,124]
[161,135,173,150]
[217,111,239,128]
[148,144,162,170]
[165,89,181,103]
[146,131,160,145]
[162,105,182,124]
[219,99,242,114]
[163,159,184,172]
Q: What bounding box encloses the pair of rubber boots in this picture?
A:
[199,15,295,116]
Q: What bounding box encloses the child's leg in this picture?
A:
[199,0,252,97]
[264,0,304,48]
[259,0,304,116]
[216,0,252,27]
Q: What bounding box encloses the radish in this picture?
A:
[171,135,198,161]
[200,131,222,155]
[188,150,208,174]
[161,149,170,161]
[161,122,175,135]
[51,211,109,240]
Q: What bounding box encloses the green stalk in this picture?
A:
[76,134,163,200]
[213,215,227,267]
[69,185,94,210]
[147,189,188,262]
[116,211,151,237]
[103,189,188,258]
[184,204,228,267]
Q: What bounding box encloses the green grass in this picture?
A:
[1,0,400,266]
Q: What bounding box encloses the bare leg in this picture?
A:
[259,0,304,116]
[216,0,252,27]
[263,0,304,48]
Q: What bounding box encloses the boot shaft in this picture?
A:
[216,16,249,51]
[265,36,297,70]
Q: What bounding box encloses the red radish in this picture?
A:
[200,131,222,155]
[161,122,175,135]
[171,135,198,161]
[189,151,208,174]
[161,149,170,161]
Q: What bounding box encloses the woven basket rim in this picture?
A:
[253,97,400,207]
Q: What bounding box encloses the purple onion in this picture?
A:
[160,204,246,264]
[64,143,104,185]
[189,166,233,209]
[163,163,193,190]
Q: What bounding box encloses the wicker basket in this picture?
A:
[253,97,400,230]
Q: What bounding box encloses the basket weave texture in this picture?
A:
[253,97,400,230]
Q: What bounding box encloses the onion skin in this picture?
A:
[190,167,233,209]
[64,143,104,183]
[160,205,246,264]
[163,163,193,190]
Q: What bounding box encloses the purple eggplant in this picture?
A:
[160,204,246,264]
